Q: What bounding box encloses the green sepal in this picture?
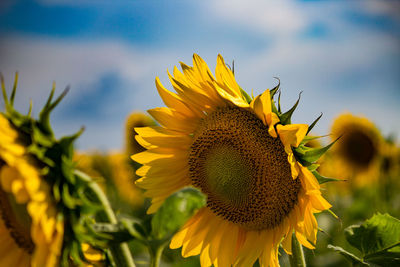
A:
[270,77,280,98]
[280,92,302,125]
[307,113,323,135]
[53,180,61,202]
[27,144,55,167]
[300,135,326,146]
[293,144,310,156]
[32,125,54,147]
[9,72,18,105]
[312,170,343,184]
[70,240,85,266]
[59,127,85,158]
[240,86,252,104]
[62,183,78,209]
[277,91,282,113]
[61,244,71,267]
[307,163,320,172]
[38,85,69,136]
[61,155,76,184]
[297,137,340,164]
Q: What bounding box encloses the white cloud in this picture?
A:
[0,35,178,108]
[1,0,399,149]
[208,0,308,37]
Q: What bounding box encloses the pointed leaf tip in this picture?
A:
[280,91,302,125]
[307,113,323,135]
[10,72,18,105]
[270,77,280,98]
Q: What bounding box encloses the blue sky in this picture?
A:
[1,0,399,150]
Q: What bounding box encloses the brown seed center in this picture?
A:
[340,130,377,168]
[188,107,301,230]
[0,183,34,253]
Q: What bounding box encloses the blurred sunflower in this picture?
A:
[132,54,333,266]
[0,114,63,266]
[325,113,382,187]
[380,140,400,177]
[74,152,143,208]
[0,75,111,266]
[125,112,156,156]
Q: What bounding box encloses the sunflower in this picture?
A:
[0,114,64,267]
[324,113,382,187]
[132,54,333,266]
[0,75,112,267]
[125,112,157,156]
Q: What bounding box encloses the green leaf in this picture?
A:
[62,183,78,209]
[32,126,53,147]
[300,135,326,146]
[312,170,343,184]
[280,91,302,125]
[300,137,340,163]
[345,213,400,266]
[307,164,320,172]
[327,245,368,266]
[307,113,323,135]
[270,77,280,98]
[277,91,282,113]
[39,86,69,135]
[10,72,18,105]
[151,187,206,241]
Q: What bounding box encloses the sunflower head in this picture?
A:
[125,111,156,156]
[0,74,107,266]
[132,54,336,266]
[327,113,382,186]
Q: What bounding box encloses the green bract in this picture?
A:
[1,74,109,266]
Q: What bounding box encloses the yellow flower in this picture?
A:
[132,54,332,266]
[80,243,105,267]
[0,114,64,267]
[125,112,156,156]
[324,113,382,187]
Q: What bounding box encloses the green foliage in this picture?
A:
[329,213,400,266]
[280,92,302,125]
[1,74,114,266]
[151,188,206,241]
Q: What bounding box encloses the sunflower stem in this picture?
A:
[86,180,136,267]
[149,242,166,267]
[289,234,306,267]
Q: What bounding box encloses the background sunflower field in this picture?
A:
[1,1,399,267]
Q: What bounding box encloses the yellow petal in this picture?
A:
[281,230,293,255]
[215,55,241,98]
[214,84,248,108]
[249,89,272,124]
[155,77,199,117]
[135,126,192,149]
[131,149,175,165]
[266,112,280,138]
[148,107,199,133]
[310,194,332,211]
[299,166,320,191]
[277,124,308,150]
